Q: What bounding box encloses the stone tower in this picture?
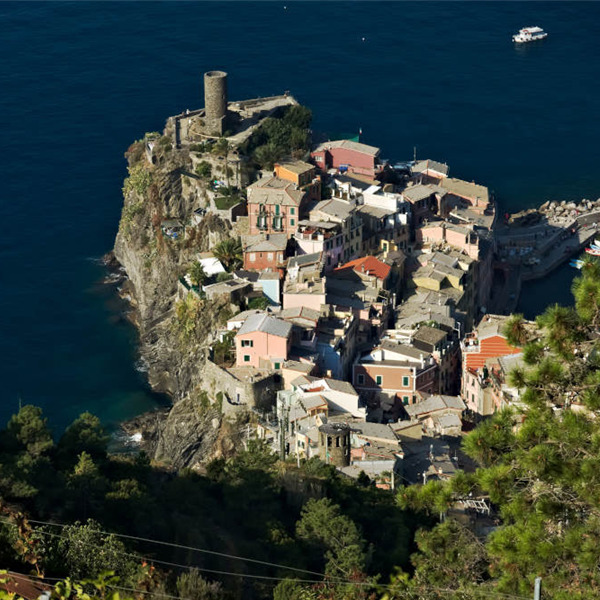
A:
[318,423,351,467]
[204,70,228,136]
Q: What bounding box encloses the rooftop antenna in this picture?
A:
[413,146,417,163]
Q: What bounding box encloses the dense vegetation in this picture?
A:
[240,105,312,169]
[0,409,416,600]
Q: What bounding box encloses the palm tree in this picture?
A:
[213,237,243,272]
[188,261,206,288]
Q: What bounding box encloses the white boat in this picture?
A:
[512,26,548,43]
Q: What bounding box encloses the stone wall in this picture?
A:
[200,359,281,414]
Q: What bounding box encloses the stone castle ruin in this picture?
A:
[166,70,298,148]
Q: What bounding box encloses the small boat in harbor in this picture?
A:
[512,26,548,43]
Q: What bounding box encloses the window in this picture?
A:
[249,253,256,262]
[402,376,409,387]
[243,355,251,362]
[376,375,383,385]
[267,252,274,261]
[272,216,283,231]
[290,219,295,227]
[290,207,295,215]
[241,340,253,348]
[274,362,281,370]
[357,374,365,385]
[403,396,409,405]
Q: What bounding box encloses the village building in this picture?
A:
[439,177,490,216]
[315,308,359,380]
[234,313,292,369]
[274,159,321,201]
[399,183,443,225]
[411,159,450,184]
[247,176,311,236]
[280,359,318,390]
[461,314,522,417]
[404,394,465,437]
[232,270,282,306]
[293,377,365,418]
[311,139,382,179]
[309,198,363,262]
[331,173,374,201]
[353,340,439,406]
[242,233,288,273]
[203,279,252,304]
[293,220,345,272]
[410,325,460,395]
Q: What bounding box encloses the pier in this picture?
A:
[489,198,600,314]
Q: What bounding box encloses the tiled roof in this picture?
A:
[405,395,465,418]
[401,184,437,203]
[243,233,288,252]
[335,256,391,280]
[276,159,315,175]
[237,313,292,338]
[440,177,489,204]
[313,139,380,157]
[464,335,521,371]
[311,198,355,221]
[247,176,305,206]
[412,159,449,176]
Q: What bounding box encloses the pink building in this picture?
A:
[311,140,381,179]
[416,222,480,260]
[235,313,292,369]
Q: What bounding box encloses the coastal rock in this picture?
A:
[113,141,240,466]
[153,395,222,469]
[540,201,549,211]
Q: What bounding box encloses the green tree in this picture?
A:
[49,519,138,583]
[188,261,207,288]
[195,161,212,179]
[176,568,225,600]
[66,452,107,520]
[4,405,53,458]
[296,498,367,579]
[212,238,242,272]
[247,296,269,310]
[57,412,108,469]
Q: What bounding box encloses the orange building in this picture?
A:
[461,314,522,416]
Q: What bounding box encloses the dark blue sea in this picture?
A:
[1,1,598,433]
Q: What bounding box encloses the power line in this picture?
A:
[0,518,530,600]
[3,569,529,600]
[18,516,332,581]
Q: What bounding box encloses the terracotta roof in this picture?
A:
[335,256,391,280]
[313,139,380,157]
[464,335,521,371]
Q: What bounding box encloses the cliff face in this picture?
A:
[113,138,235,467]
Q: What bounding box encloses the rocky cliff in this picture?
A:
[113,136,237,467]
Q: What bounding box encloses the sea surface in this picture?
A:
[1,1,598,433]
